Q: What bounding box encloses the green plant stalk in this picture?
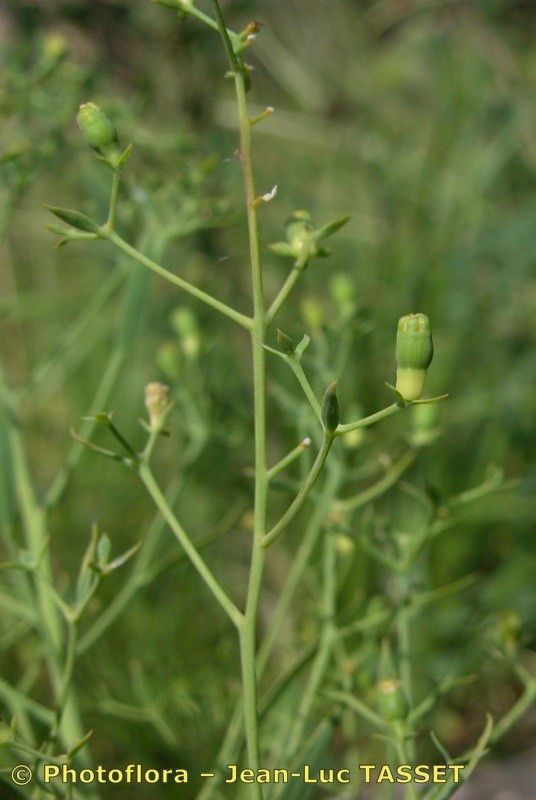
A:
[139,464,243,628]
[267,438,310,480]
[324,689,387,730]
[44,347,125,509]
[393,722,418,800]
[0,371,95,784]
[195,469,342,800]
[79,483,241,654]
[266,252,308,323]
[0,677,54,727]
[262,432,334,547]
[336,403,400,435]
[491,674,536,744]
[336,450,417,513]
[398,573,414,711]
[395,562,417,790]
[78,479,180,653]
[46,229,170,509]
[287,358,323,424]
[106,168,121,230]
[233,65,267,796]
[282,512,338,761]
[44,621,78,749]
[106,230,252,330]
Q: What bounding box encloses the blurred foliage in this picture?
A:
[0,1,535,798]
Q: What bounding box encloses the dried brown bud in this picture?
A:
[144,382,171,431]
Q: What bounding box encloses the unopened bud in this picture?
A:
[144,382,171,431]
[321,381,340,433]
[395,313,433,401]
[376,678,408,722]
[286,210,314,250]
[41,32,68,65]
[172,308,200,359]
[335,533,354,556]
[77,102,118,153]
[277,329,295,355]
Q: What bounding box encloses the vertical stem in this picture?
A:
[195,470,342,800]
[397,569,417,790]
[106,168,121,230]
[0,367,97,794]
[398,572,413,711]
[394,721,418,800]
[285,504,338,756]
[234,69,266,796]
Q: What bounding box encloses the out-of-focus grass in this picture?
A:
[1,1,535,796]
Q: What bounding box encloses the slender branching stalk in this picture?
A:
[16,5,530,799]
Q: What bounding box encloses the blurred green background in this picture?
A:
[1,1,535,797]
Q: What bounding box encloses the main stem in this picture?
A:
[235,69,266,796]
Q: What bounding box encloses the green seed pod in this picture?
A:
[395,313,433,401]
[77,102,118,152]
[321,381,340,432]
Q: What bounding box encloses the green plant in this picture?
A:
[1,3,534,799]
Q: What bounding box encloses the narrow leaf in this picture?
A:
[312,214,351,242]
[45,205,99,234]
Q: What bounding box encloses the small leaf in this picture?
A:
[97,534,112,566]
[92,411,113,424]
[384,381,407,406]
[312,214,351,242]
[294,334,310,358]
[45,206,99,234]
[76,568,94,606]
[66,730,93,760]
[102,542,141,575]
[118,142,134,167]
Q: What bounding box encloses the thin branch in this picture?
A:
[262,433,334,548]
[139,465,244,628]
[106,231,252,330]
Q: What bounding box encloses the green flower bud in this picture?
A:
[395,313,433,401]
[77,102,118,152]
[285,210,314,251]
[277,329,295,355]
[376,678,408,722]
[172,308,200,359]
[45,205,99,233]
[321,381,340,433]
[375,639,408,721]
